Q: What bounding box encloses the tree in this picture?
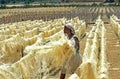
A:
[11,0,16,3]
[61,0,70,2]
[105,0,114,2]
[61,0,64,2]
[25,0,33,4]
[0,0,6,4]
[115,0,120,5]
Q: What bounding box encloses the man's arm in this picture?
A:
[73,36,80,52]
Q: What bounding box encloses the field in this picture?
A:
[0,7,120,79]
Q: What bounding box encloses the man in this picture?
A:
[60,23,82,79]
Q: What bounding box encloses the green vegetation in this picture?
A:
[0,0,120,9]
[0,0,61,4]
[0,0,116,4]
[115,0,120,5]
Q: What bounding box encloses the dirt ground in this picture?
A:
[105,24,120,79]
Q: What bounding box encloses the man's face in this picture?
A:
[64,27,72,38]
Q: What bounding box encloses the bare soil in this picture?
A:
[105,24,120,79]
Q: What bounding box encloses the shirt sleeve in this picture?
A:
[73,35,80,51]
